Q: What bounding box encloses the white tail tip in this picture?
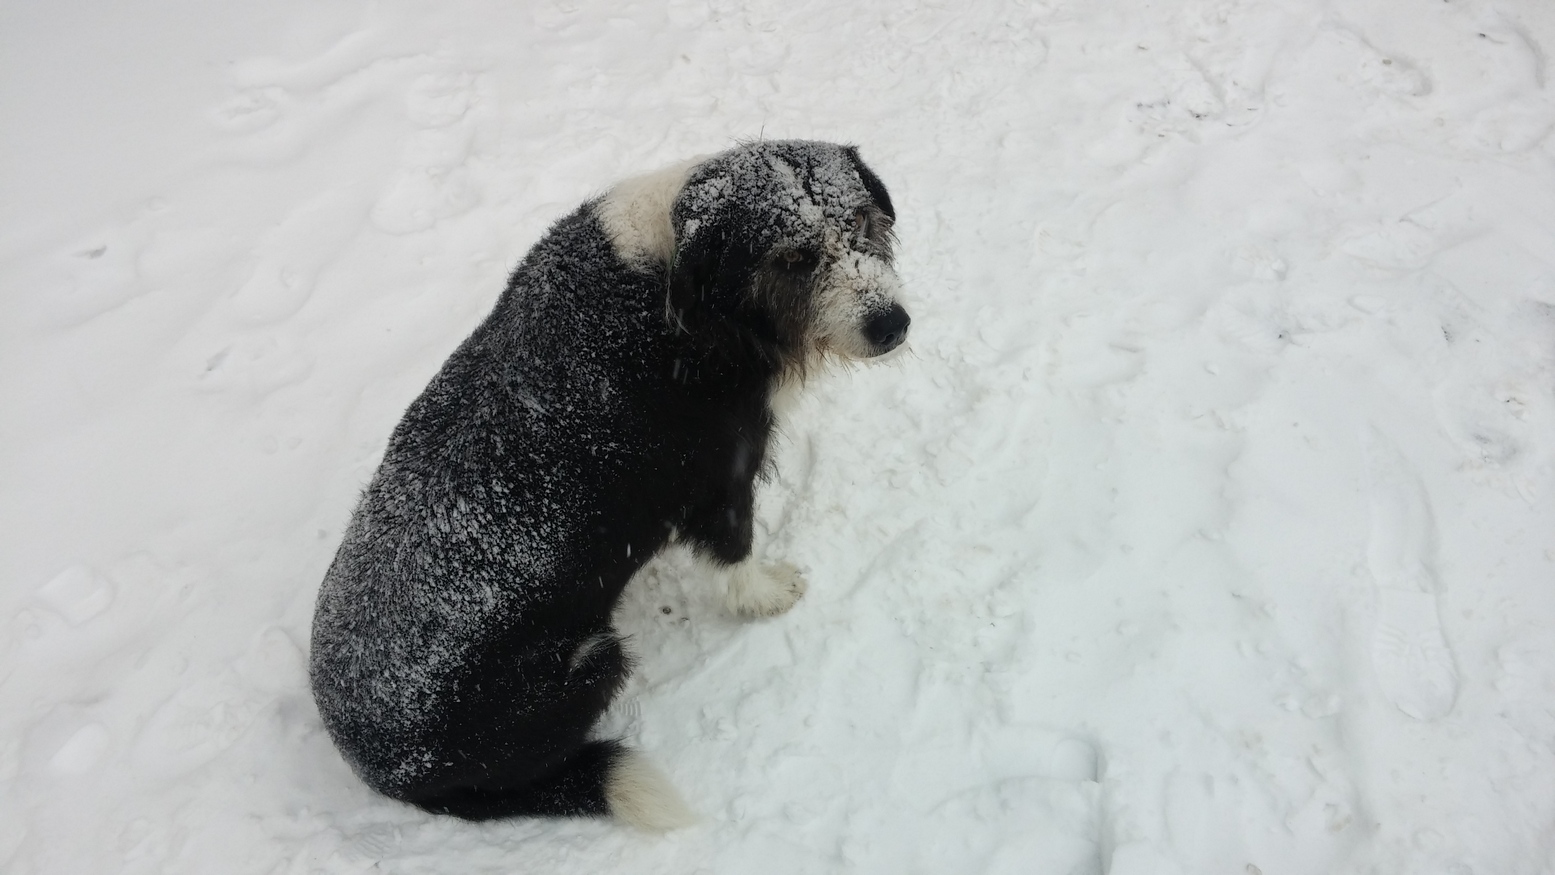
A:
[605,749,697,831]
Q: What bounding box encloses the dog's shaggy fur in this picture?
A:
[308,140,909,828]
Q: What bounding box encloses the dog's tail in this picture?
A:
[412,740,696,831]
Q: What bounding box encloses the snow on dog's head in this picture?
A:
[601,140,908,373]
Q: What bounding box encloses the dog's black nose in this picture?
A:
[863,303,910,354]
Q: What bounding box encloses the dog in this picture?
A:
[309,140,909,829]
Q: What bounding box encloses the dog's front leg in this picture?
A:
[679,467,807,619]
[723,558,806,618]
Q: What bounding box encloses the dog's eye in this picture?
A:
[853,209,871,236]
[777,249,814,269]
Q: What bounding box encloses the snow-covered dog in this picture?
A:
[309,140,908,829]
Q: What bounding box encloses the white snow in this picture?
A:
[4,0,1555,872]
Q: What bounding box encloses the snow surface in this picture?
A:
[3,0,1555,872]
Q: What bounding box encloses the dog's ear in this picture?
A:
[666,227,720,336]
[668,220,782,367]
[842,146,895,221]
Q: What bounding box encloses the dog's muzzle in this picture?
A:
[862,302,911,355]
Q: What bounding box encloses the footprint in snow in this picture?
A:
[405,71,478,128]
[371,156,480,236]
[1362,427,1458,721]
[48,723,112,775]
[227,187,369,325]
[131,675,266,774]
[35,226,160,329]
[592,693,643,741]
[35,565,115,626]
[371,72,486,235]
[1322,27,1431,98]
[209,86,291,134]
[921,770,1100,875]
[197,332,314,398]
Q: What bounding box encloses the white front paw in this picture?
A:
[726,561,807,618]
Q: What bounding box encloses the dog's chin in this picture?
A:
[861,340,912,363]
[815,334,911,363]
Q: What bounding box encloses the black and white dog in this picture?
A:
[309,140,909,829]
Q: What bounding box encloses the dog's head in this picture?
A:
[651,141,908,373]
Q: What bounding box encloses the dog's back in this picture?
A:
[311,206,700,822]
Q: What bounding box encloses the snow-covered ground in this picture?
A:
[4,0,1555,871]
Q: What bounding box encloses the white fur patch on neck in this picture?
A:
[596,156,705,271]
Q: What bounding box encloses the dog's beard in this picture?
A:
[807,250,905,360]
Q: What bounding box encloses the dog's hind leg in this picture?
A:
[402,631,694,829]
[601,744,698,830]
[411,738,694,829]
